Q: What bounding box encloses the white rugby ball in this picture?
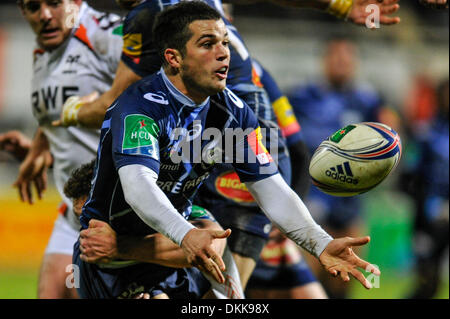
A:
[309,122,402,197]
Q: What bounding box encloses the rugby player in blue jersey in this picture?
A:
[72,1,380,299]
[54,0,399,292]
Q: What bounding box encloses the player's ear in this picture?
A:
[164,48,182,69]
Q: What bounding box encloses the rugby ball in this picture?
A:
[309,122,402,197]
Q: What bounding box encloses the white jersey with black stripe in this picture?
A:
[31,2,123,229]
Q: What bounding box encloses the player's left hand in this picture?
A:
[0,130,31,162]
[79,219,118,264]
[347,0,401,27]
[319,236,380,289]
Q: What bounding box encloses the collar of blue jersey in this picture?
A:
[160,67,210,108]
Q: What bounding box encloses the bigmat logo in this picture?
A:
[215,171,255,203]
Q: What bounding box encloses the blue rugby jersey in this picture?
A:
[80,69,278,236]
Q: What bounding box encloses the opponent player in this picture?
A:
[14,0,123,298]
[74,1,380,299]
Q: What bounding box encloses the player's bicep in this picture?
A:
[111,111,161,174]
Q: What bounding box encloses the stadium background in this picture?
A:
[0,0,448,299]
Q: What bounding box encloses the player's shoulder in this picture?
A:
[74,3,123,55]
[212,88,256,127]
[116,72,170,114]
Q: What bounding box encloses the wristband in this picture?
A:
[327,0,353,19]
[61,96,83,126]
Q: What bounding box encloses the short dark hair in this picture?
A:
[153,1,222,66]
[64,160,95,200]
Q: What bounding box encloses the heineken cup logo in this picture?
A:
[122,115,160,160]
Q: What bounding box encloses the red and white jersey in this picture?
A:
[31,2,123,229]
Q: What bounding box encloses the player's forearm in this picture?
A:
[119,164,195,246]
[246,173,333,258]
[117,233,190,268]
[77,91,117,128]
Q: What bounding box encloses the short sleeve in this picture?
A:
[110,94,163,174]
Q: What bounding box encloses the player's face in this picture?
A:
[179,19,230,102]
[21,0,79,50]
[324,41,357,87]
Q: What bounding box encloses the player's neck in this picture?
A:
[163,68,209,105]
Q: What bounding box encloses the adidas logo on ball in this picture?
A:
[325,162,359,185]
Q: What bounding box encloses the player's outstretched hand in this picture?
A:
[52,91,99,127]
[348,0,401,27]
[79,219,118,264]
[0,130,31,162]
[13,151,52,204]
[419,0,448,9]
[181,228,232,284]
[319,236,381,289]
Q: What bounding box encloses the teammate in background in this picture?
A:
[399,78,449,299]
[287,36,399,298]
[74,1,380,299]
[245,59,327,299]
[14,0,123,298]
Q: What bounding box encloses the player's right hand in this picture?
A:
[52,91,99,127]
[13,150,52,204]
[0,130,32,162]
[319,236,381,289]
[79,219,118,264]
[181,228,232,284]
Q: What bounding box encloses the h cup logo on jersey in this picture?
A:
[168,120,279,174]
[122,114,160,160]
